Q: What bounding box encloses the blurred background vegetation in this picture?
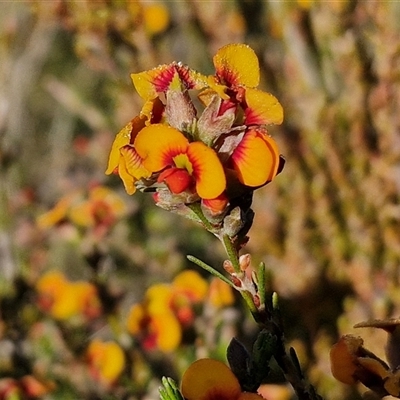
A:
[1,1,400,399]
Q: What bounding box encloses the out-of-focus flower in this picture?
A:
[0,378,20,400]
[143,4,170,36]
[36,194,75,229]
[181,358,264,400]
[127,270,209,352]
[0,376,54,400]
[330,319,400,398]
[87,339,125,386]
[36,271,102,320]
[37,185,127,234]
[207,277,235,308]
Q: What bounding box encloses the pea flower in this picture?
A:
[36,271,101,320]
[206,43,283,126]
[86,339,125,386]
[330,318,400,398]
[127,270,208,352]
[181,358,265,400]
[106,43,284,242]
[37,185,127,234]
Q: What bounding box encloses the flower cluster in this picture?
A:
[127,270,233,352]
[36,271,102,321]
[37,185,127,237]
[106,44,283,244]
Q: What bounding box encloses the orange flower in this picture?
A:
[36,271,101,320]
[135,124,226,199]
[36,194,75,229]
[207,43,283,126]
[127,292,182,353]
[37,185,127,233]
[68,185,127,230]
[230,127,281,187]
[181,359,264,400]
[131,63,206,121]
[126,271,209,352]
[207,277,235,308]
[142,4,170,36]
[105,116,150,195]
[87,339,125,386]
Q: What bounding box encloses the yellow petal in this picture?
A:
[127,303,146,335]
[187,141,226,199]
[36,194,75,229]
[245,88,284,126]
[143,4,170,36]
[120,145,151,180]
[87,340,125,384]
[135,124,189,172]
[117,155,137,195]
[181,358,241,400]
[231,129,280,187]
[68,201,94,227]
[106,117,146,175]
[146,283,174,315]
[152,312,182,352]
[213,43,259,88]
[173,270,208,302]
[208,278,235,308]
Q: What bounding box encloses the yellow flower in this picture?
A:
[135,124,226,199]
[207,277,235,308]
[36,271,101,320]
[172,270,208,302]
[126,271,209,352]
[87,339,125,385]
[36,194,75,229]
[207,43,283,127]
[105,116,150,195]
[230,127,281,187]
[181,358,264,400]
[143,4,170,36]
[68,185,126,229]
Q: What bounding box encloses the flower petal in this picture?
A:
[117,155,137,195]
[120,145,151,180]
[132,63,207,101]
[106,117,146,175]
[153,312,182,352]
[187,141,226,199]
[173,270,208,302]
[134,124,189,172]
[181,359,241,400]
[330,335,363,385]
[244,88,284,126]
[213,44,260,88]
[231,129,280,187]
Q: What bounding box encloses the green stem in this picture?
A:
[187,255,234,287]
[258,262,266,309]
[187,202,214,232]
[222,234,240,274]
[241,290,258,315]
